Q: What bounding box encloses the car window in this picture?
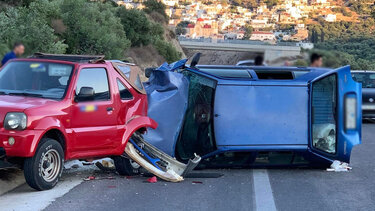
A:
[352,72,375,88]
[117,65,131,79]
[0,61,73,100]
[117,79,133,100]
[134,74,144,91]
[75,68,110,101]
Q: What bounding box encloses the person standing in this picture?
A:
[310,53,323,67]
[1,42,25,66]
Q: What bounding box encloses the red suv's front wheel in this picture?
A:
[23,138,64,191]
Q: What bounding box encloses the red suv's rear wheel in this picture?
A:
[23,138,64,191]
[113,155,140,176]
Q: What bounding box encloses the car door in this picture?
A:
[309,66,361,163]
[71,66,119,152]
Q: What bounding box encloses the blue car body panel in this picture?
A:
[144,59,362,164]
[214,85,309,147]
[143,63,189,156]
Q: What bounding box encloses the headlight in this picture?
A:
[345,96,357,130]
[4,112,27,130]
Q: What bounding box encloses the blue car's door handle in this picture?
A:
[214,114,220,117]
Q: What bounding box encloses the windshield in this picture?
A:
[0,61,73,100]
[352,72,375,88]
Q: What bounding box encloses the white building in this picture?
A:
[324,14,336,22]
[161,0,178,7]
[250,31,276,41]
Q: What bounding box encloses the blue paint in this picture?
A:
[128,139,162,170]
[145,59,361,165]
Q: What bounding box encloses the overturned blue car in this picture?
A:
[142,56,361,168]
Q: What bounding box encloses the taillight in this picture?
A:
[345,96,357,130]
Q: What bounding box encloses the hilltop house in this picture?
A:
[250,31,276,41]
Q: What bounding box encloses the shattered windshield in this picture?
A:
[0,61,73,100]
[352,72,375,88]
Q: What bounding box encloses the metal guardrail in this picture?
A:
[178,36,299,47]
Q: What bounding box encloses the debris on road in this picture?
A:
[95,159,116,172]
[326,160,352,172]
[84,176,96,181]
[192,181,203,184]
[83,176,115,181]
[146,176,158,183]
[124,133,201,183]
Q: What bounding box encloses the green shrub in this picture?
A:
[153,39,181,63]
[294,59,308,67]
[143,0,168,23]
[0,4,67,57]
[117,8,152,47]
[58,0,130,59]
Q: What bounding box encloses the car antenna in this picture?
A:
[190,53,201,67]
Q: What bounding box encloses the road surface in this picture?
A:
[0,123,374,211]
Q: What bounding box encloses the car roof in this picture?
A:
[189,65,336,84]
[31,53,105,63]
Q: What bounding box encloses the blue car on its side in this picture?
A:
[143,57,361,167]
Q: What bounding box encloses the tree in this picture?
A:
[58,0,130,59]
[175,26,187,35]
[0,1,67,57]
[143,0,168,23]
[117,8,152,47]
[243,24,253,40]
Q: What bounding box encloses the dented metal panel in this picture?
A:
[142,65,189,156]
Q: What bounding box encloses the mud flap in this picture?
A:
[125,133,201,182]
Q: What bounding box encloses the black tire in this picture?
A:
[23,138,64,191]
[113,156,140,176]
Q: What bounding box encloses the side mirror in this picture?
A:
[75,86,95,102]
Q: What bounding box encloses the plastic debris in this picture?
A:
[101,159,114,168]
[84,176,96,181]
[326,160,352,172]
[146,176,158,183]
[84,176,115,181]
[192,181,203,184]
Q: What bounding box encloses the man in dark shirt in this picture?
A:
[1,42,25,66]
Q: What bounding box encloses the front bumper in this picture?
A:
[0,129,43,158]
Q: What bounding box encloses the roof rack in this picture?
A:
[31,53,105,63]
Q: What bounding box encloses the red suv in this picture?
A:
[0,54,157,190]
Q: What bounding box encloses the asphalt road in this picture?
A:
[1,124,374,211]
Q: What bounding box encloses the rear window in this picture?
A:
[352,72,375,88]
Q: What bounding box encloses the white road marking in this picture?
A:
[253,169,277,211]
[0,175,83,211]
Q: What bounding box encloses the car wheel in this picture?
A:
[23,138,64,191]
[113,156,140,176]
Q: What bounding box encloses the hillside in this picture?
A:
[0,0,185,70]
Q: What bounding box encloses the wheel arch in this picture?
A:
[116,116,157,155]
[30,127,68,158]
